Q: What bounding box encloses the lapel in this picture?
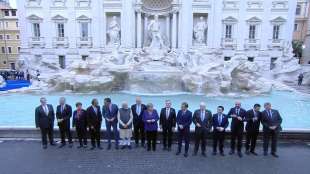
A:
[41,105,48,116]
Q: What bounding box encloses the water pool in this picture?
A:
[0,91,309,130]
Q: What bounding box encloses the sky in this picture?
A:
[9,0,16,8]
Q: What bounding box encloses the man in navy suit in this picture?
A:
[72,102,88,148]
[212,106,229,156]
[159,100,176,151]
[87,98,103,150]
[261,102,282,158]
[192,102,212,157]
[35,97,56,149]
[245,104,261,155]
[176,102,192,158]
[56,97,73,148]
[131,97,147,148]
[102,98,119,150]
[228,101,246,157]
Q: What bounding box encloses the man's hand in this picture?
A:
[147,120,152,123]
[179,125,184,130]
[160,125,162,130]
[232,114,237,118]
[172,127,175,132]
[57,119,63,123]
[196,123,201,127]
[253,117,258,121]
[91,126,94,130]
[237,116,242,121]
[124,124,128,129]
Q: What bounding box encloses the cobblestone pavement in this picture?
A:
[0,140,309,174]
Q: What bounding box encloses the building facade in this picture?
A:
[0,1,20,70]
[18,0,297,70]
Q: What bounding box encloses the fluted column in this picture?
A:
[166,15,170,47]
[172,12,177,48]
[137,11,142,48]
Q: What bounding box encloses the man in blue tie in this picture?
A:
[261,102,282,158]
[192,102,212,157]
[131,97,147,148]
[176,102,192,157]
[102,98,119,150]
[212,106,229,156]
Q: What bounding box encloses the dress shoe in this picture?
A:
[121,146,126,150]
[83,145,88,149]
[212,152,217,156]
[192,152,198,156]
[238,152,243,158]
[229,150,235,155]
[58,144,66,148]
[115,146,119,150]
[107,144,111,150]
[220,152,225,156]
[167,147,171,151]
[68,143,73,148]
[77,145,83,149]
[176,151,181,156]
[271,153,279,158]
[250,151,258,156]
[97,146,103,150]
[50,142,56,146]
[90,146,96,150]
[201,152,207,157]
[184,153,188,158]
[245,150,250,155]
[42,145,47,149]
[264,152,268,156]
[128,145,132,150]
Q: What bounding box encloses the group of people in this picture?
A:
[0,70,28,81]
[35,96,282,158]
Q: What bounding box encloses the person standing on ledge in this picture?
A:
[228,101,246,158]
[118,101,133,149]
[35,97,56,149]
[56,97,73,148]
[87,98,103,150]
[143,103,159,151]
[212,106,229,156]
[72,102,88,148]
[298,73,304,86]
[131,97,147,148]
[159,100,176,151]
[192,102,212,157]
[102,98,119,150]
[245,104,262,155]
[176,102,192,157]
[261,102,282,158]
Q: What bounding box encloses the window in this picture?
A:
[16,35,20,40]
[0,35,3,40]
[10,63,15,70]
[18,47,21,53]
[224,57,231,61]
[1,47,5,53]
[4,10,9,16]
[82,55,88,61]
[294,23,298,31]
[32,23,40,38]
[273,25,280,40]
[6,35,10,40]
[296,5,301,15]
[8,47,12,54]
[249,25,256,39]
[59,55,66,69]
[57,23,65,38]
[225,24,232,39]
[16,22,18,27]
[248,57,254,62]
[80,22,89,39]
[5,22,8,28]
[11,10,16,16]
[270,57,277,70]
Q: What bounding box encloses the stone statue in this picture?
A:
[108,16,120,46]
[193,16,207,45]
[148,15,165,49]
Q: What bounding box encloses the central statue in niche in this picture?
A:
[148,15,166,49]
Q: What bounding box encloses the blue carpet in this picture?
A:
[0,80,31,91]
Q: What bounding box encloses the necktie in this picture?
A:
[166,108,169,119]
[218,114,222,125]
[44,105,48,115]
[136,105,140,116]
[61,105,64,114]
[200,111,204,121]
[236,108,239,116]
[268,110,272,119]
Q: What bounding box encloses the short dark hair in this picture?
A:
[218,106,224,111]
[91,98,98,105]
[76,102,82,107]
[181,102,188,108]
[254,104,261,108]
[104,98,111,103]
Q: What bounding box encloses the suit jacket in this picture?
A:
[56,104,72,126]
[193,109,213,132]
[72,109,87,129]
[176,110,193,130]
[102,103,119,124]
[228,107,246,129]
[159,107,176,129]
[86,105,102,129]
[212,113,229,132]
[35,104,55,129]
[261,109,282,132]
[131,104,147,125]
[245,109,261,132]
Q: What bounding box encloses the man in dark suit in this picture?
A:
[261,102,282,158]
[131,97,147,148]
[56,97,73,148]
[102,98,119,150]
[228,101,246,157]
[212,106,229,156]
[192,102,212,157]
[176,102,192,158]
[72,102,88,148]
[159,100,176,151]
[87,98,103,150]
[245,104,261,155]
[35,97,56,149]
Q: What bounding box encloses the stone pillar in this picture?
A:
[137,11,142,48]
[144,15,149,47]
[166,15,170,47]
[172,12,177,49]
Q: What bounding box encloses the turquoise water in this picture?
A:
[0,91,309,130]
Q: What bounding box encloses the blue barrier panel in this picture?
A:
[0,80,31,91]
